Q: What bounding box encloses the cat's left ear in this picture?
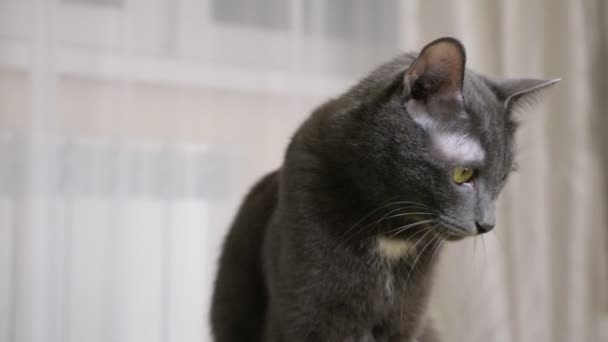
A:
[490,78,561,111]
[404,37,466,102]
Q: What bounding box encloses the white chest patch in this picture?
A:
[376,237,414,261]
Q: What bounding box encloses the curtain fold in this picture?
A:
[417,1,604,341]
[588,0,608,329]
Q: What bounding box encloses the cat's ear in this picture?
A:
[490,78,561,111]
[404,37,466,102]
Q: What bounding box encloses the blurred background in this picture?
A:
[0,0,606,341]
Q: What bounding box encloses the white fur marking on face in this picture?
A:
[406,99,436,130]
[405,99,485,162]
[377,237,414,261]
[433,132,485,161]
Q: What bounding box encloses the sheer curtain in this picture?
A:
[0,1,604,342]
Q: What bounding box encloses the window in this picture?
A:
[212,0,289,31]
[302,0,399,45]
[179,0,404,77]
[62,0,125,7]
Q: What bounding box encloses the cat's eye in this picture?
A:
[453,166,475,184]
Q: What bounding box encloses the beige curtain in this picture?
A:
[404,1,608,341]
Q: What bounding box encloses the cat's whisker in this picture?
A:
[481,234,488,287]
[404,228,441,291]
[473,235,478,263]
[380,213,438,231]
[336,207,437,250]
[403,225,437,259]
[337,206,415,244]
[427,231,445,268]
[334,198,441,250]
[387,219,436,238]
[396,225,436,324]
[397,227,435,301]
[388,201,438,211]
[470,236,479,304]
[388,219,437,234]
[363,207,436,230]
[371,201,439,216]
[411,229,445,282]
[330,201,440,264]
[383,212,438,219]
[490,230,507,255]
[365,211,438,232]
[339,198,402,240]
[400,225,436,248]
[338,201,434,243]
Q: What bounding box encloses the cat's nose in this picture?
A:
[475,221,494,234]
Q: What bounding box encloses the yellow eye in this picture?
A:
[453,166,475,184]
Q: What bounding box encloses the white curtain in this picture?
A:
[0,1,605,342]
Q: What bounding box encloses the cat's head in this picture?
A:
[319,37,558,240]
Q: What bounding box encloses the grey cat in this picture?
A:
[210,37,558,341]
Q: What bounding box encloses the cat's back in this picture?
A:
[210,170,279,342]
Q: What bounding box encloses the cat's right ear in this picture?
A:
[489,77,561,112]
[403,37,467,103]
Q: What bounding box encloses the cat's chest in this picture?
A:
[365,269,429,340]
[369,237,433,310]
[374,237,417,292]
[374,265,411,304]
[369,264,433,338]
[376,236,415,261]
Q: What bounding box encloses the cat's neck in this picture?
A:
[281,154,444,276]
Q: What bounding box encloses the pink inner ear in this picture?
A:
[405,38,466,98]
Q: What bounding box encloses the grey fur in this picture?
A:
[210,37,558,342]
